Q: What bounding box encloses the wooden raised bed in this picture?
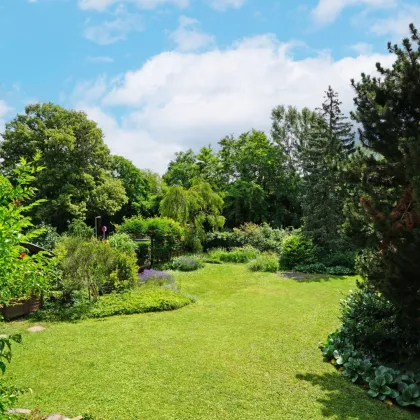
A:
[2,295,43,321]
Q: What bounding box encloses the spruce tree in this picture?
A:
[300,87,354,251]
[346,24,420,324]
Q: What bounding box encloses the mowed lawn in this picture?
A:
[5,265,417,420]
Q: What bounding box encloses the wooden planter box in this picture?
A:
[2,295,43,321]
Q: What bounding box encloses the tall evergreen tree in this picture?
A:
[300,87,355,251]
[345,24,420,324]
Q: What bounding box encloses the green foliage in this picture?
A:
[209,246,260,264]
[295,263,355,275]
[111,155,157,221]
[117,216,148,238]
[204,223,291,254]
[67,219,93,239]
[168,257,203,272]
[220,130,300,228]
[135,241,151,266]
[89,289,192,318]
[345,24,420,323]
[367,367,399,401]
[279,232,317,270]
[160,181,225,238]
[338,287,420,363]
[321,251,356,270]
[0,103,127,231]
[55,236,138,299]
[29,223,60,251]
[108,233,137,254]
[0,155,55,305]
[32,288,192,322]
[248,253,279,272]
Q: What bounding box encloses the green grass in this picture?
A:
[4,264,417,419]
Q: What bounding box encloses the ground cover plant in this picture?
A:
[3,265,417,420]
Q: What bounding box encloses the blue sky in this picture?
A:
[1,0,419,172]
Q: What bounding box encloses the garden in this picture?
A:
[0,24,420,420]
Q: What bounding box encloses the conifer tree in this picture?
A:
[346,24,420,323]
[300,87,354,251]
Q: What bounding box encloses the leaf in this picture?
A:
[368,389,379,398]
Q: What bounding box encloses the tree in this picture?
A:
[111,156,155,221]
[160,181,225,238]
[345,24,420,323]
[219,130,300,228]
[299,87,354,251]
[163,149,198,188]
[0,103,127,231]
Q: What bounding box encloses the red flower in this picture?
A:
[19,253,27,259]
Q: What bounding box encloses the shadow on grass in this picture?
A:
[296,372,418,420]
[279,271,345,282]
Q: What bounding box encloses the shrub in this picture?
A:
[29,223,60,251]
[139,269,177,291]
[135,241,151,266]
[31,288,192,321]
[294,263,354,276]
[89,289,192,318]
[337,287,420,364]
[295,263,327,274]
[67,219,93,239]
[209,246,260,263]
[169,257,203,271]
[117,216,148,238]
[248,253,279,272]
[55,236,138,299]
[321,250,356,271]
[204,223,292,254]
[109,232,137,254]
[279,231,317,270]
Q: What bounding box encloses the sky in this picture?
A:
[1,0,419,173]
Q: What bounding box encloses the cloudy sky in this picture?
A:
[1,0,419,173]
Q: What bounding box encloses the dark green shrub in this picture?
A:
[338,287,420,364]
[67,219,93,239]
[248,253,279,272]
[135,241,151,266]
[279,232,317,269]
[322,250,356,270]
[168,257,203,271]
[326,266,355,275]
[295,263,327,274]
[29,223,61,251]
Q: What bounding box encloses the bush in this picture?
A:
[321,250,356,270]
[55,236,138,298]
[204,223,292,254]
[337,287,420,364]
[209,246,260,263]
[29,223,60,251]
[89,289,192,318]
[117,216,148,238]
[279,231,317,270]
[109,233,137,254]
[139,269,177,291]
[294,263,354,276]
[31,288,192,321]
[295,263,327,274]
[67,219,93,239]
[248,253,279,272]
[135,241,151,266]
[168,257,203,271]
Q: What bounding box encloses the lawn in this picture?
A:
[4,264,417,420]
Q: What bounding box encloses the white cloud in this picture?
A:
[0,100,13,134]
[370,4,420,38]
[88,56,115,63]
[71,34,393,173]
[78,0,188,12]
[207,0,246,11]
[350,42,373,55]
[169,16,215,52]
[312,0,396,25]
[84,9,143,44]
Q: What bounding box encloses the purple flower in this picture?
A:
[139,269,174,284]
